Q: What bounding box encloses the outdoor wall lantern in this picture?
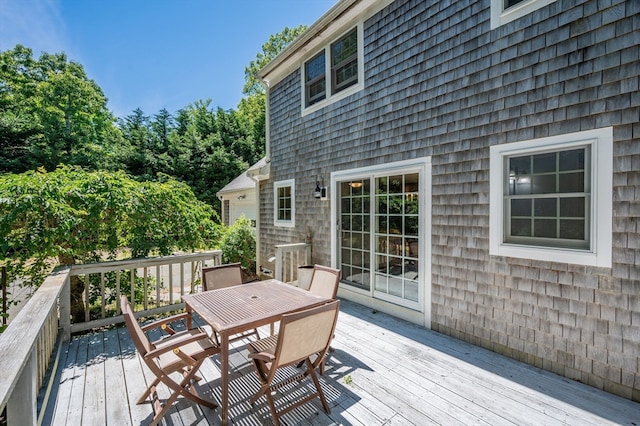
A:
[313,176,327,199]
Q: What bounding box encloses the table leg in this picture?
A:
[221,333,229,425]
[185,305,193,330]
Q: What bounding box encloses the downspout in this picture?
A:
[261,79,271,164]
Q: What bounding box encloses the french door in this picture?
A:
[335,161,428,310]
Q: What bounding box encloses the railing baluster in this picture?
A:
[84,274,90,322]
[169,263,174,304]
[155,264,161,307]
[100,272,105,319]
[116,271,121,315]
[130,269,135,308]
[180,262,185,296]
[143,267,148,311]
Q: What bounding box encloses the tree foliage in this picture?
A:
[243,25,308,96]
[0,45,122,173]
[0,165,222,288]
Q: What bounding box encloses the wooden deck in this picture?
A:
[41,299,639,425]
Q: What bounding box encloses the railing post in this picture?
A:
[59,271,71,342]
[275,246,284,281]
[7,347,36,425]
[305,243,312,265]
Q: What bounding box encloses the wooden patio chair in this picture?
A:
[246,300,340,426]
[120,296,220,426]
[299,264,340,374]
[308,264,341,299]
[201,262,260,343]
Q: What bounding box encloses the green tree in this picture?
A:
[0,165,222,320]
[0,45,121,173]
[242,25,308,96]
[168,100,248,209]
[0,45,42,172]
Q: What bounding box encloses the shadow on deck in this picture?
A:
[41,299,639,425]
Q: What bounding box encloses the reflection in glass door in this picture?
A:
[339,179,371,290]
[338,172,420,305]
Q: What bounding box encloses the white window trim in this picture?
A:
[489,127,613,268]
[331,157,432,319]
[301,23,364,117]
[490,0,557,29]
[273,179,295,228]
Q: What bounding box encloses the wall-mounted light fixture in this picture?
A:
[237,194,246,200]
[313,176,327,199]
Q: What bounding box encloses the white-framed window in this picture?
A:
[274,179,295,228]
[490,0,557,29]
[301,24,364,115]
[489,127,613,267]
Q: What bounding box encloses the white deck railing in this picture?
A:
[0,250,222,425]
[274,243,311,283]
[69,250,222,333]
[0,266,71,426]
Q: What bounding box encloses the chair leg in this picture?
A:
[264,388,281,426]
[305,358,331,414]
[146,360,218,426]
[138,376,161,404]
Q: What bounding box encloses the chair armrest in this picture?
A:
[140,312,191,333]
[248,351,275,362]
[144,329,212,359]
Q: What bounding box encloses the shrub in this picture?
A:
[220,215,256,273]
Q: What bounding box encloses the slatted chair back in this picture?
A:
[202,263,243,291]
[308,265,340,299]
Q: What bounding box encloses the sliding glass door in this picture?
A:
[336,162,426,310]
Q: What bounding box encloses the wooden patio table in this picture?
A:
[182,279,330,425]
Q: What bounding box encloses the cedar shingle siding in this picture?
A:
[259,0,639,400]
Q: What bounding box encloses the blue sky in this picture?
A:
[0,0,336,118]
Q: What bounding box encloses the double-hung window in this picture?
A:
[490,128,612,267]
[302,25,363,113]
[506,146,591,249]
[274,179,295,227]
[331,28,358,94]
[305,52,326,106]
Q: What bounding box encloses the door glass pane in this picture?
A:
[373,173,420,303]
[339,179,371,290]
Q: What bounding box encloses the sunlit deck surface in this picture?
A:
[42,299,639,425]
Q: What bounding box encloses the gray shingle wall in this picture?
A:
[260,0,639,400]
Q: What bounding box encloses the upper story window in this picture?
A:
[305,52,326,106]
[274,179,295,227]
[331,28,358,94]
[302,25,363,115]
[489,128,612,267]
[490,0,557,29]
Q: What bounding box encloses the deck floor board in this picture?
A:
[44,299,639,425]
